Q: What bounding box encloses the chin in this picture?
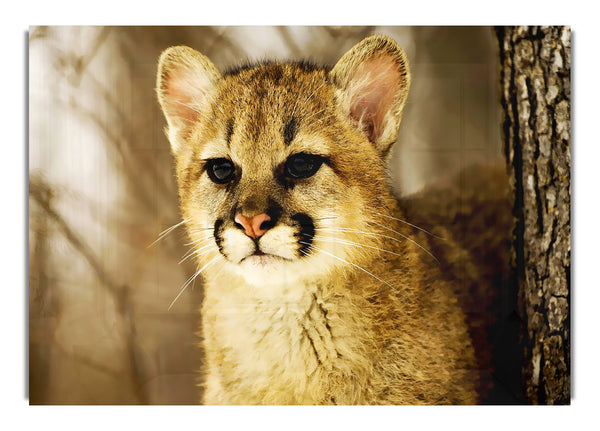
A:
[233,253,306,288]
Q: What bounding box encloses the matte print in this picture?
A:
[28,26,570,405]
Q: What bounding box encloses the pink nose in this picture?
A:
[234,213,271,239]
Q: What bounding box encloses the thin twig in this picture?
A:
[29,177,149,404]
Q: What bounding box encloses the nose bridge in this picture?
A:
[231,132,283,217]
[236,176,272,217]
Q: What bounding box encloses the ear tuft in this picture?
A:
[330,35,410,156]
[156,46,222,153]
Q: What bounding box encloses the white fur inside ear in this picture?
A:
[330,36,410,155]
[163,66,217,151]
[344,56,403,146]
[157,47,221,152]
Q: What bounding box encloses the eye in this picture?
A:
[284,153,325,179]
[206,158,236,184]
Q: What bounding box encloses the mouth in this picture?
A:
[240,248,292,266]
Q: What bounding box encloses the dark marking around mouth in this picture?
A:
[264,202,283,229]
[214,219,227,258]
[291,212,315,257]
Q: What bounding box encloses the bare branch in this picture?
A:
[29,176,149,404]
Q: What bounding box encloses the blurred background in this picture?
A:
[28,26,503,404]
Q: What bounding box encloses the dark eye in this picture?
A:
[285,153,325,179]
[206,158,236,184]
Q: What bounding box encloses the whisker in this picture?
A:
[168,255,220,310]
[179,243,214,264]
[313,235,405,258]
[207,260,227,280]
[300,242,398,293]
[367,210,445,240]
[147,218,191,248]
[183,235,214,247]
[315,227,439,263]
[366,221,440,262]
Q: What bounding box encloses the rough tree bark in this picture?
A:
[496,26,571,404]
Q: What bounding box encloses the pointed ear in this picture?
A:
[330,35,410,157]
[156,46,222,153]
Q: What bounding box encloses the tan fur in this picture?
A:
[156,35,478,404]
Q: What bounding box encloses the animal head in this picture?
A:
[157,35,410,287]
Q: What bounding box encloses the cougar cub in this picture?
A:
[156,35,479,404]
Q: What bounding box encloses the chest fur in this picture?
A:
[200,278,367,404]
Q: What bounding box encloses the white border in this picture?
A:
[4,1,597,429]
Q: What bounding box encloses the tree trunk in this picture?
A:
[496,26,571,405]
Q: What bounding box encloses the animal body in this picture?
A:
[156,35,483,404]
